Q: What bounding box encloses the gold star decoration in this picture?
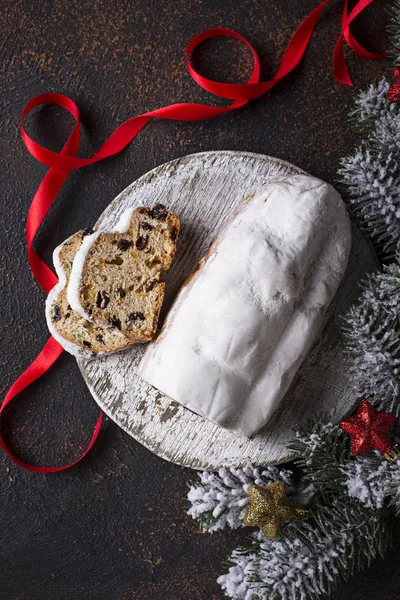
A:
[243,481,308,539]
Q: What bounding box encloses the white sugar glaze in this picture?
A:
[46,233,126,359]
[67,205,143,325]
[67,230,102,322]
[45,236,89,358]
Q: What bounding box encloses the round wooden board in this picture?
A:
[79,151,377,470]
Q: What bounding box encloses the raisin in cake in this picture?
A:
[67,204,180,341]
[138,175,351,438]
[46,231,132,359]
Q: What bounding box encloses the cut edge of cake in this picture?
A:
[67,204,180,341]
[46,231,133,360]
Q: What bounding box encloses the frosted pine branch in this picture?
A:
[349,79,400,149]
[218,499,392,600]
[288,422,351,496]
[343,257,400,413]
[341,453,393,509]
[389,1,400,65]
[290,422,345,460]
[338,149,400,260]
[187,464,295,532]
[387,460,400,514]
[350,79,392,127]
[337,74,400,261]
[342,453,400,513]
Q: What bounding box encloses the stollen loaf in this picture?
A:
[138,175,352,437]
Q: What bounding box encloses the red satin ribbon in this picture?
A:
[333,0,387,86]
[1,0,385,472]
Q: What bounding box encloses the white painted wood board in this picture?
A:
[78,151,377,470]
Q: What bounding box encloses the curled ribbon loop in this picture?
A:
[0,338,102,473]
[2,0,385,472]
[334,0,387,86]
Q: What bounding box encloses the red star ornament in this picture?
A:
[340,399,397,456]
[388,67,400,102]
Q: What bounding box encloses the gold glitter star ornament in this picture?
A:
[243,481,308,539]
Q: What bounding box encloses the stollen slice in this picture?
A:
[67,204,180,342]
[46,231,133,359]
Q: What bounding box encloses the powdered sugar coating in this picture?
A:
[111,207,135,233]
[45,237,86,356]
[45,235,99,359]
[139,175,352,437]
[46,233,126,360]
[67,231,102,323]
[67,206,148,325]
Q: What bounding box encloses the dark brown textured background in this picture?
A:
[1,1,398,599]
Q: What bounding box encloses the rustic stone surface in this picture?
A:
[1,0,398,599]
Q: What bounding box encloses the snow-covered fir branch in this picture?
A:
[186,417,400,600]
[288,421,351,496]
[338,149,400,260]
[387,460,400,515]
[338,79,400,261]
[218,498,393,600]
[342,452,400,516]
[343,256,400,413]
[342,452,393,509]
[389,1,400,65]
[350,79,393,129]
[291,421,400,511]
[289,421,347,462]
[187,464,295,532]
